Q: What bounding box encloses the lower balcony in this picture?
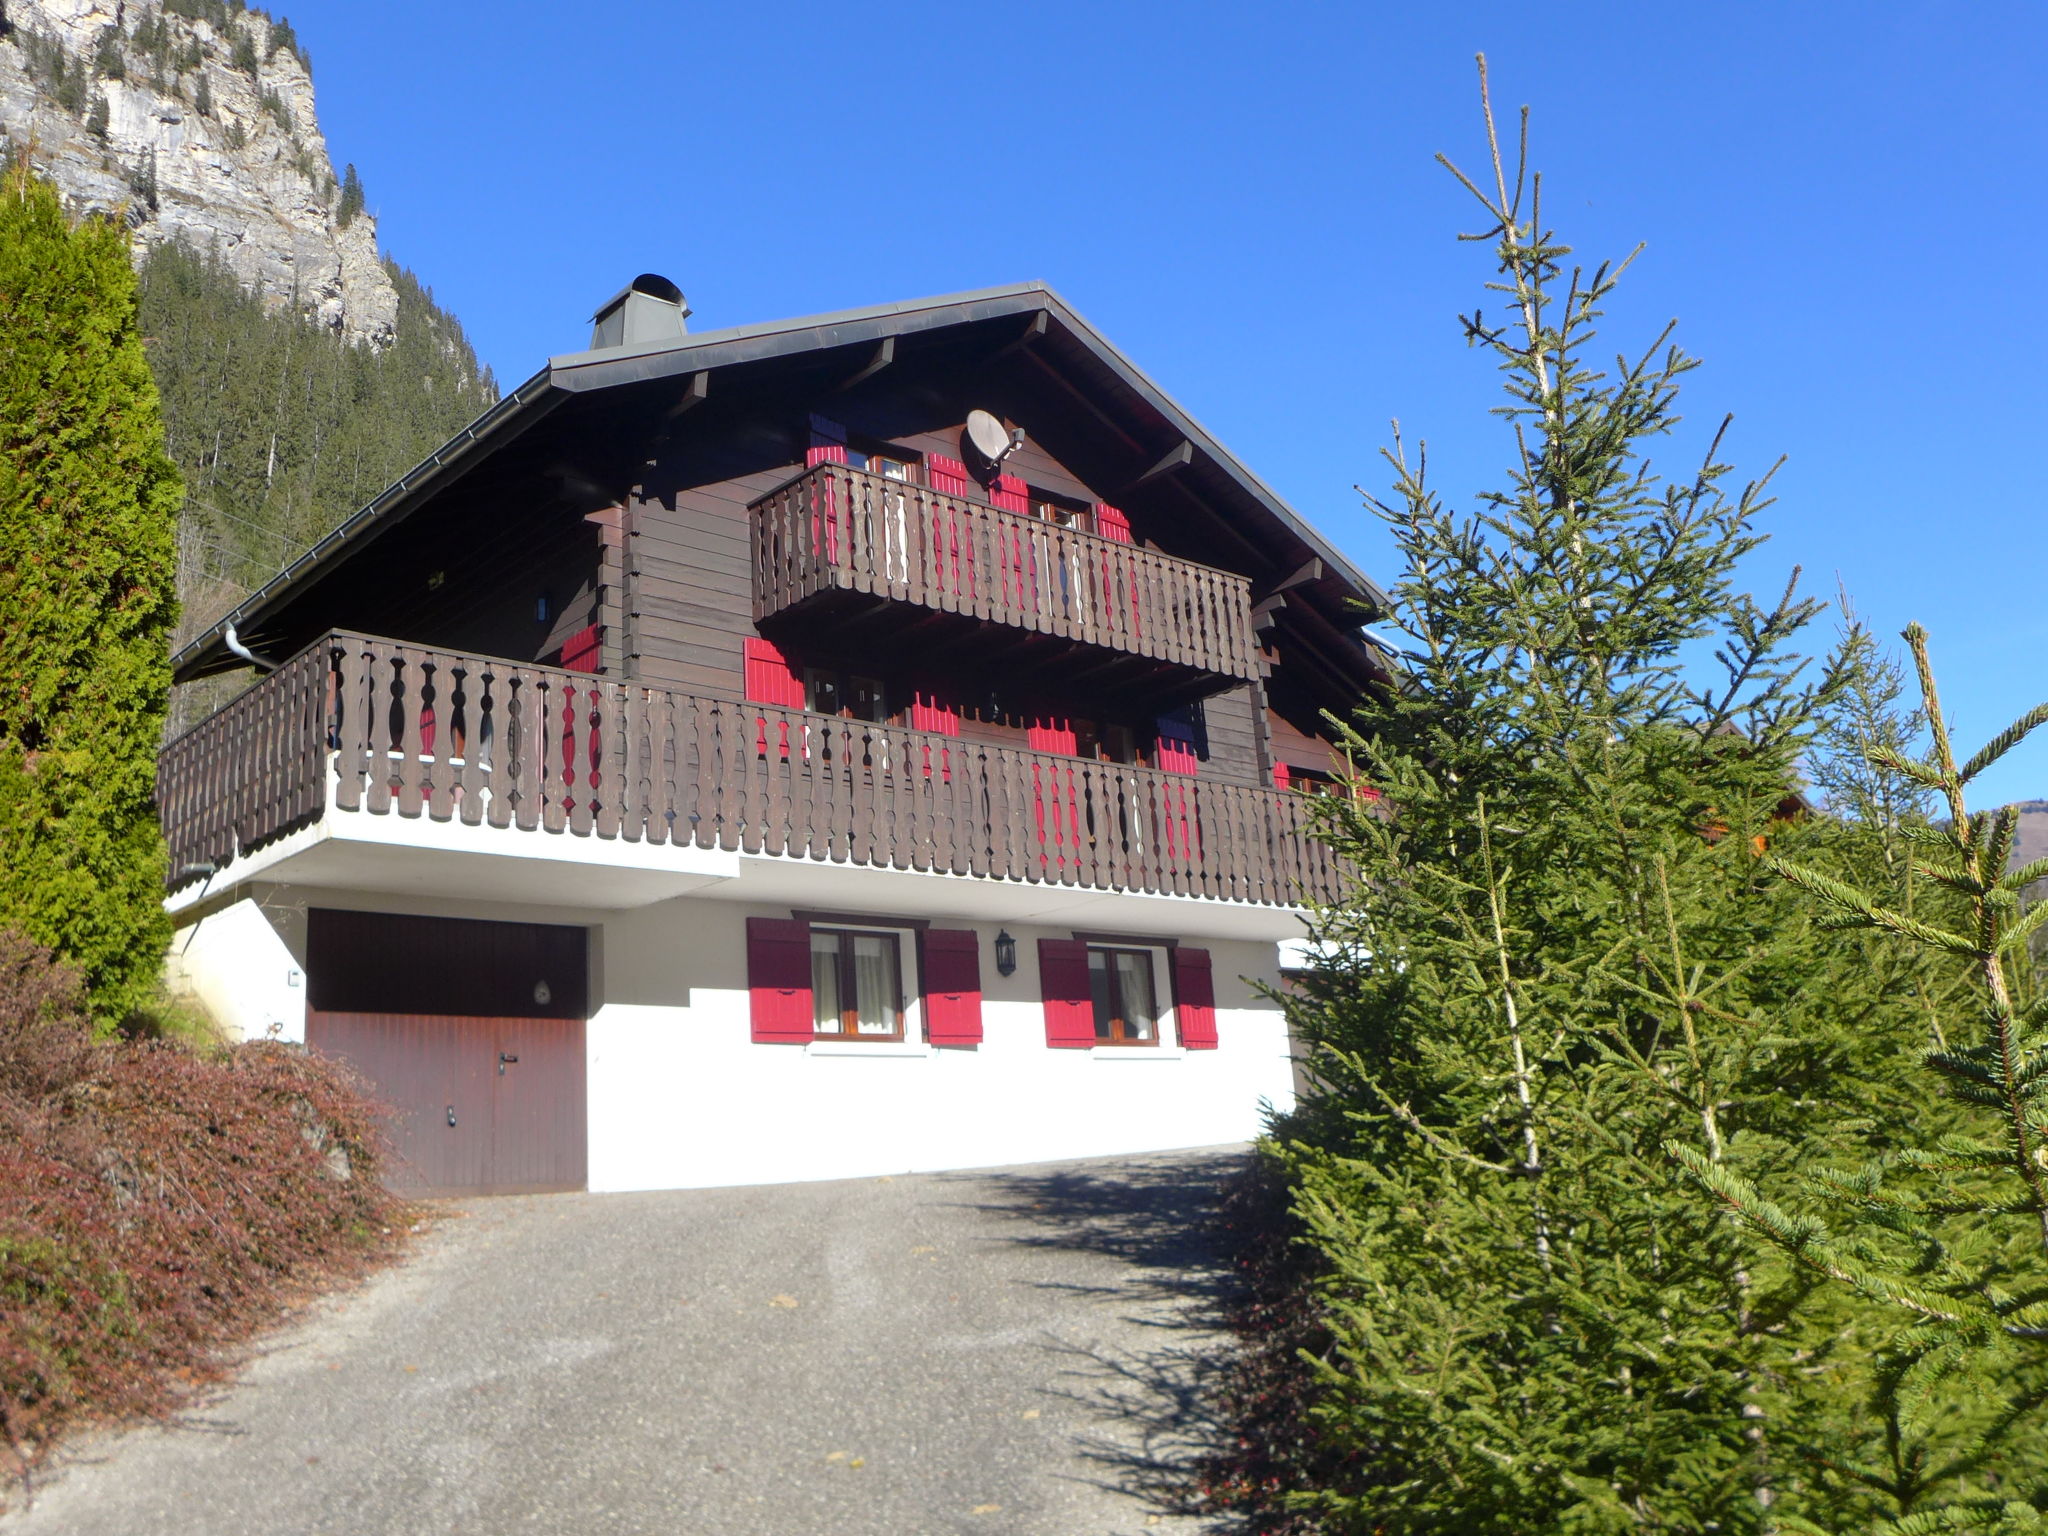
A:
[155,632,1341,924]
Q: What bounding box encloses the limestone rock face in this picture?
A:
[0,0,397,346]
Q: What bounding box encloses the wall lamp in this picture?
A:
[993,930,1017,978]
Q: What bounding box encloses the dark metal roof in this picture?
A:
[172,281,1386,679]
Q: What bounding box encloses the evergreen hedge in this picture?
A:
[0,161,180,1028]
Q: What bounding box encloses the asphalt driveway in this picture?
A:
[1,1148,1246,1535]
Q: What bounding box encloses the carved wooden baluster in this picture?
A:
[328,637,360,814]
[359,642,392,814]
[712,698,741,852]
[506,669,538,832]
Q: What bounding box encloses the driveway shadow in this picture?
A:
[940,1150,1254,1528]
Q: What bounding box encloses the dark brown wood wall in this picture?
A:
[624,409,1286,787]
[1201,686,1264,786]
[355,506,604,668]
[629,460,791,697]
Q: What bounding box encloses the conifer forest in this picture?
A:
[139,240,497,720]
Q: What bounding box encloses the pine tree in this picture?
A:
[1276,61,1931,1532]
[1677,625,2048,1530]
[336,161,363,227]
[0,159,180,1026]
[193,70,213,117]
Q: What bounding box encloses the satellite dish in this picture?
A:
[964,409,1012,465]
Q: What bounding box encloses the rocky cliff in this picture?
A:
[0,0,395,346]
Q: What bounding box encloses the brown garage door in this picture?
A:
[306,910,588,1197]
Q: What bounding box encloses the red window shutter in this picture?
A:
[805,443,850,468]
[743,637,805,709]
[909,683,960,736]
[1094,502,1132,543]
[1271,761,1292,790]
[921,929,983,1047]
[747,917,814,1043]
[1171,947,1219,1050]
[1039,939,1095,1048]
[559,624,601,674]
[1155,711,1201,775]
[1027,713,1077,755]
[992,472,1029,514]
[928,453,972,498]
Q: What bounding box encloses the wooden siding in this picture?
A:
[157,632,1343,910]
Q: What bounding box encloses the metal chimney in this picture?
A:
[589,273,691,349]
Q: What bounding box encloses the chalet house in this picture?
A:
[157,278,1391,1197]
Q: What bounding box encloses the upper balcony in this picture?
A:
[749,462,1262,704]
[155,632,1341,933]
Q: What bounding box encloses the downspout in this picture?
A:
[223,620,276,674]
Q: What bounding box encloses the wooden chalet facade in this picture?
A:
[159,279,1390,1196]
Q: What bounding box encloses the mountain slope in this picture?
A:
[0,0,394,344]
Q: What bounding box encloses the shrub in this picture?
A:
[0,930,406,1484]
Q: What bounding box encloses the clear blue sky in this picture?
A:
[287,0,2046,805]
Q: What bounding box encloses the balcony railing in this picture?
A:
[749,462,1262,685]
[157,633,1340,907]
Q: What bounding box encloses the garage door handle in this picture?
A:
[446,1105,457,1128]
[498,1052,519,1075]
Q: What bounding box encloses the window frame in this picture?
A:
[1087,945,1162,1046]
[808,925,907,1043]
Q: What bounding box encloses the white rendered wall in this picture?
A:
[164,896,308,1043]
[166,883,1298,1191]
[587,899,1295,1192]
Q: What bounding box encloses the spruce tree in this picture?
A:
[1277,61,1929,1532]
[1678,625,2048,1530]
[336,162,363,227]
[0,160,180,1026]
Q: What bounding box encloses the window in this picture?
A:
[1073,719,1140,765]
[1088,947,1159,1044]
[1028,491,1092,533]
[810,928,904,1040]
[805,668,889,722]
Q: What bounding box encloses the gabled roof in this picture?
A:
[173,282,1387,680]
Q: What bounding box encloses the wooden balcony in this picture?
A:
[749,463,1261,702]
[157,633,1341,909]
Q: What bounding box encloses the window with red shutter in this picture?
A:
[921,929,983,1047]
[747,917,814,1043]
[992,471,1029,514]
[1170,947,1219,1049]
[1094,502,1133,543]
[1038,939,1095,1048]
[1155,709,1202,775]
[1027,713,1077,755]
[805,443,850,468]
[909,682,961,736]
[559,624,601,674]
[1272,761,1292,791]
[928,453,972,498]
[743,637,805,709]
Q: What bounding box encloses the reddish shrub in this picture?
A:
[0,930,408,1486]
